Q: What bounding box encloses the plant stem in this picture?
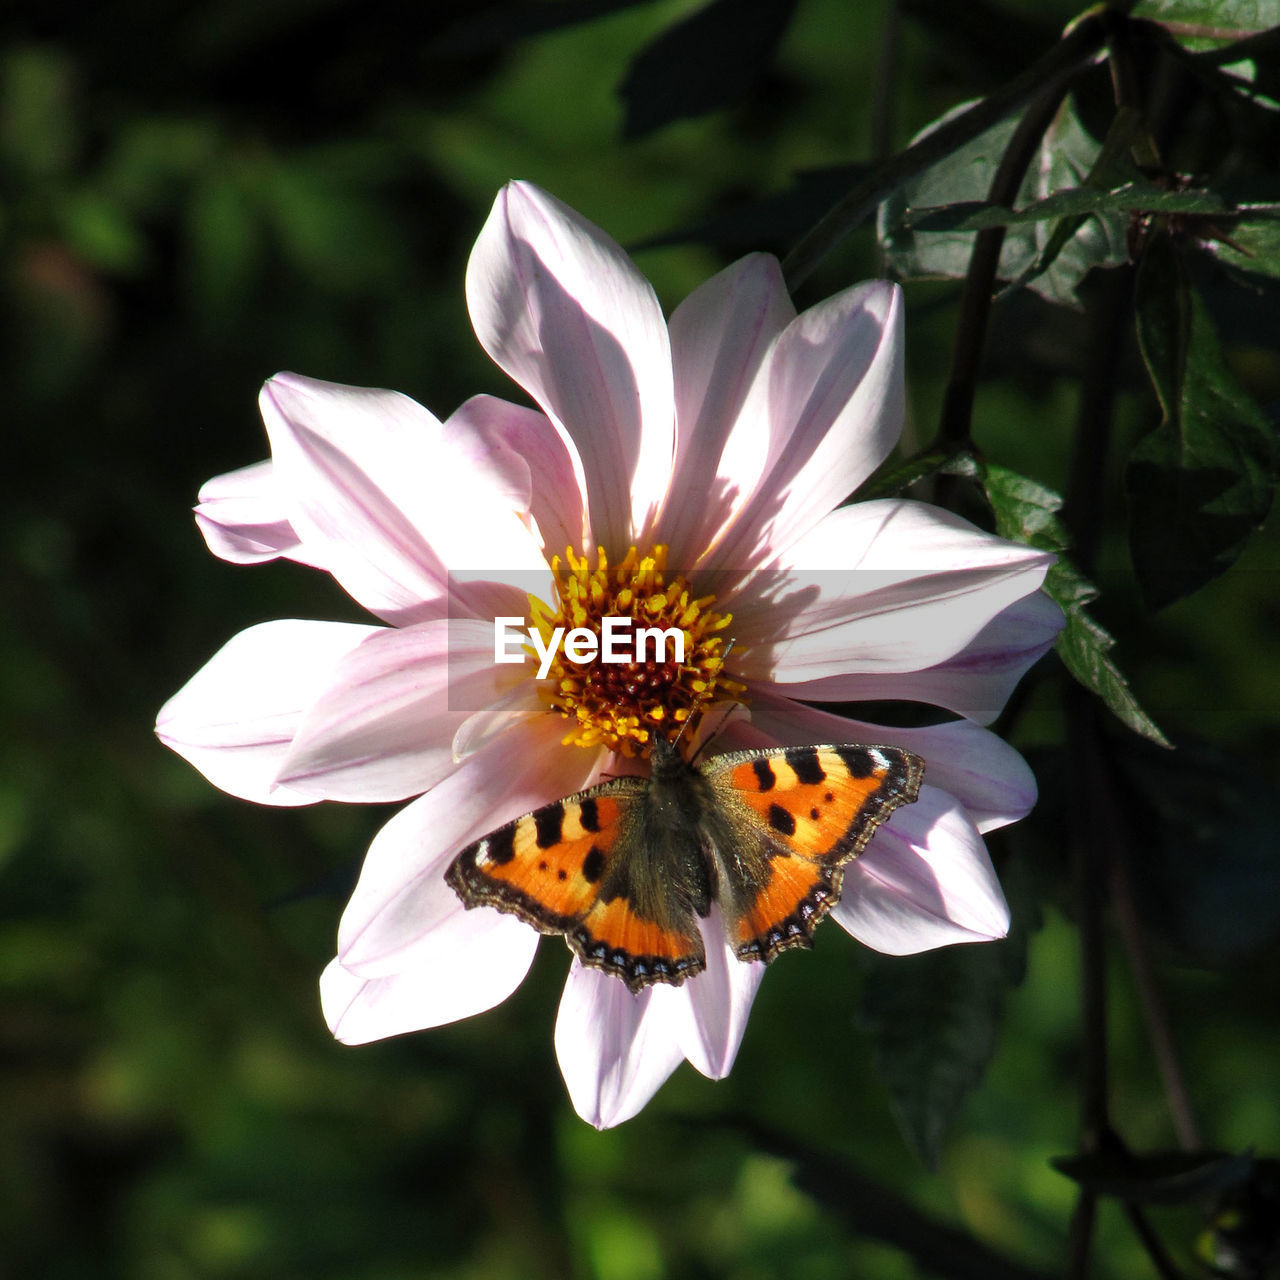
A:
[1067,265,1131,574]
[1125,1203,1192,1280]
[936,73,1077,448]
[1071,693,1112,1150]
[1065,1188,1098,1280]
[1111,857,1203,1150]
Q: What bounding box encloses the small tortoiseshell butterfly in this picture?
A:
[446,736,924,993]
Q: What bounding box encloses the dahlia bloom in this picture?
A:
[157,181,1061,1127]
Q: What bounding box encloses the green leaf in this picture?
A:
[1052,1149,1254,1205]
[1133,0,1280,42]
[617,0,797,139]
[1206,216,1280,281]
[981,464,1172,747]
[1049,565,1172,748]
[857,862,1034,1169]
[1128,232,1279,608]
[904,184,1278,232]
[877,97,1130,307]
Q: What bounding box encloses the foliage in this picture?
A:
[2,1,1278,1278]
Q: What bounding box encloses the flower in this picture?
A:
[156,181,1062,1128]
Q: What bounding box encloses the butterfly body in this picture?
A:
[446,737,924,993]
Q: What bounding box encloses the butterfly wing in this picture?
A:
[446,777,707,993]
[702,744,924,964]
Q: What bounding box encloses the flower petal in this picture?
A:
[337,715,601,976]
[466,182,675,550]
[320,908,539,1044]
[445,394,588,561]
[831,786,1010,954]
[194,460,327,568]
[276,618,525,803]
[672,907,765,1079]
[261,373,545,626]
[554,962,686,1129]
[739,688,1038,832]
[658,254,795,568]
[763,590,1063,724]
[731,500,1053,682]
[155,620,379,805]
[705,280,905,575]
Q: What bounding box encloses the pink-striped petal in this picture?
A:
[275,618,524,803]
[765,590,1062,724]
[261,373,545,626]
[673,907,765,1079]
[738,688,1038,832]
[445,394,588,561]
[831,787,1010,954]
[704,281,904,575]
[155,620,379,806]
[730,500,1053,682]
[337,716,601,976]
[321,909,539,1044]
[194,460,327,568]
[554,962,686,1129]
[466,182,675,551]
[657,254,795,568]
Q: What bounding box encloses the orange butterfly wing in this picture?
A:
[445,779,706,993]
[704,744,924,963]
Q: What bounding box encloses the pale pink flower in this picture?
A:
[157,181,1061,1127]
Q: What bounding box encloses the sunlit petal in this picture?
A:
[466,181,675,549]
[832,787,1010,954]
[554,962,686,1129]
[156,619,378,806]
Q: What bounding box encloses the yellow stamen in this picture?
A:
[527,544,743,756]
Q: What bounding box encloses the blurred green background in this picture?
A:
[3,1,1278,1277]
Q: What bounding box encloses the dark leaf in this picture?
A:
[1196,25,1280,107]
[981,464,1172,746]
[877,98,1130,307]
[900,0,1058,86]
[1128,232,1279,608]
[617,0,798,139]
[432,0,661,56]
[1180,25,1280,114]
[857,861,1035,1169]
[630,164,868,253]
[1052,1149,1254,1205]
[1115,738,1280,964]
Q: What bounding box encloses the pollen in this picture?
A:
[528,545,742,756]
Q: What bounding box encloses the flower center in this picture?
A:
[529,545,740,756]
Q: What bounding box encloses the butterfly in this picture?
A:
[445,734,925,993]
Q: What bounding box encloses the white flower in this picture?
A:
[157,182,1061,1127]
